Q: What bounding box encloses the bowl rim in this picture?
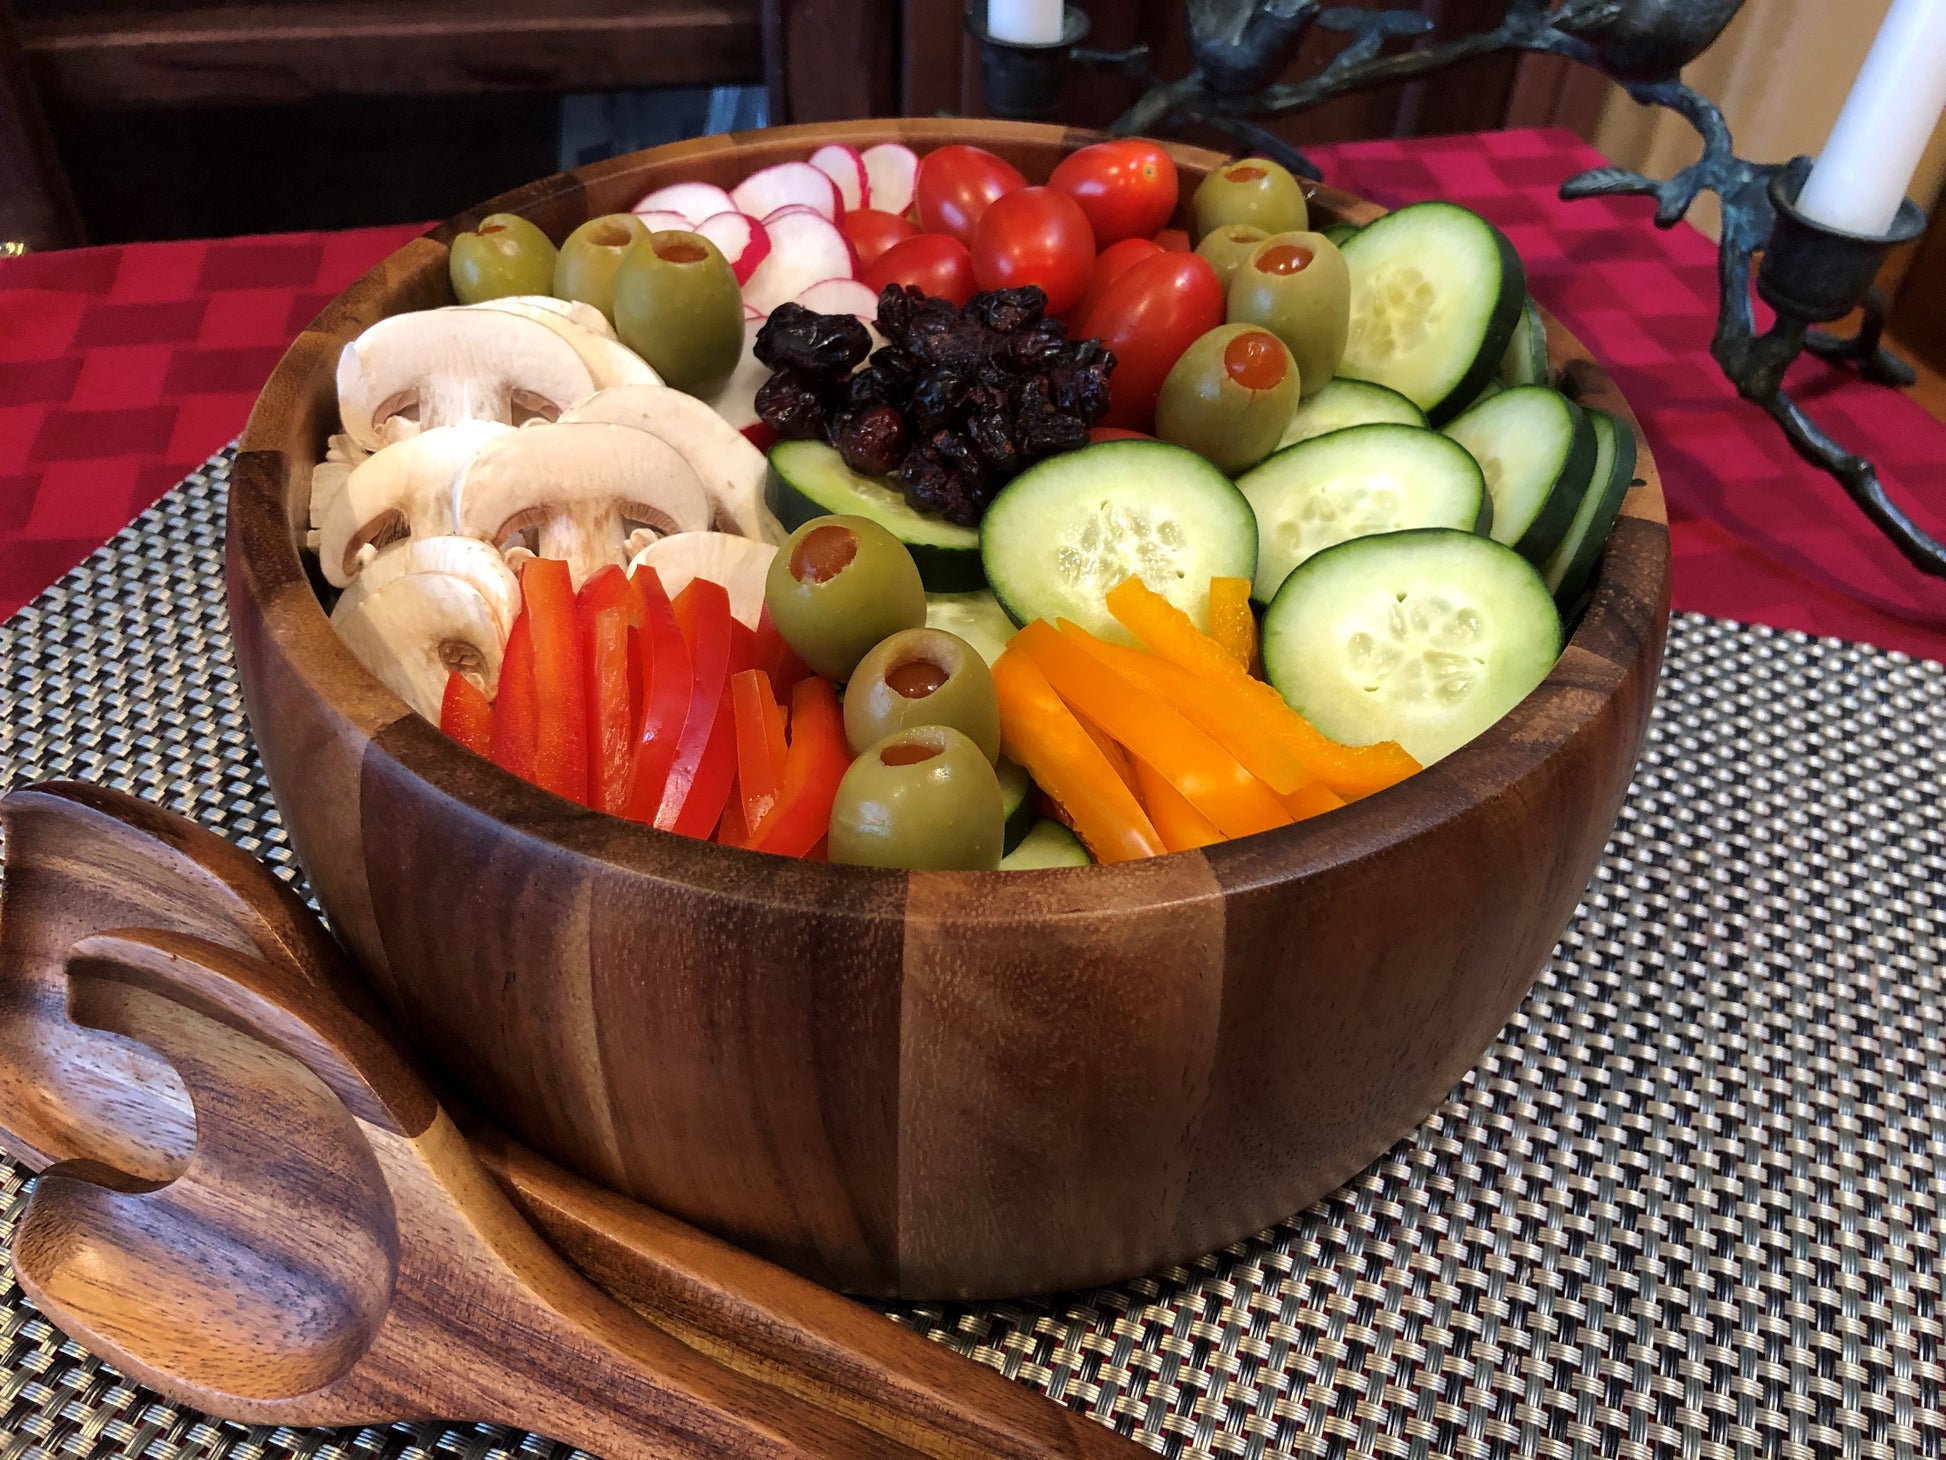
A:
[230,118,1670,908]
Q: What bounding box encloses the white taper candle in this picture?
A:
[987,0,1065,46]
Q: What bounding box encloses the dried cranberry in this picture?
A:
[910,369,971,431]
[755,371,828,440]
[967,412,1019,479]
[961,286,1046,334]
[1049,361,1112,421]
[1018,409,1090,459]
[836,405,910,476]
[755,303,871,377]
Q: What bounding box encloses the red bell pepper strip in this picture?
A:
[747,677,852,858]
[654,578,736,832]
[623,567,693,821]
[440,672,494,757]
[490,613,538,782]
[754,604,810,700]
[521,558,589,803]
[731,668,785,836]
[716,773,750,846]
[671,677,741,839]
[583,606,633,813]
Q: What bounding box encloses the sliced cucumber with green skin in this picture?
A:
[980,440,1257,642]
[1000,818,1091,868]
[1239,424,1489,605]
[1339,201,1526,425]
[766,440,984,592]
[998,757,1037,853]
[1497,298,1550,387]
[1441,385,1595,564]
[1543,409,1637,605]
[1321,222,1362,247]
[1262,528,1562,766]
[925,588,1017,666]
[1278,378,1427,449]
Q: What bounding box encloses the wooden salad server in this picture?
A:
[0,781,1144,1460]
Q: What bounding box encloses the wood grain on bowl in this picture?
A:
[229,119,1670,1299]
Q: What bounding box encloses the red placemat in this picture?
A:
[2,128,1945,658]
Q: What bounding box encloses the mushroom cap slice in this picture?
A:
[331,534,521,639]
[457,299,656,389]
[627,531,777,629]
[331,570,506,717]
[461,293,618,341]
[309,433,375,539]
[335,308,599,452]
[454,421,713,590]
[563,383,782,543]
[317,421,513,587]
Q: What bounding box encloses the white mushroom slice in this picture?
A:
[317,421,512,587]
[461,293,617,340]
[310,434,374,534]
[331,534,521,640]
[456,300,660,390]
[563,383,782,543]
[335,309,599,452]
[627,531,777,629]
[454,421,712,590]
[331,570,505,717]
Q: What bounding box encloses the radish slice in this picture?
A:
[692,211,771,284]
[732,162,842,223]
[741,211,855,313]
[632,209,694,234]
[794,278,878,322]
[744,302,765,321]
[708,318,770,432]
[861,144,919,217]
[810,144,870,212]
[633,181,736,225]
[760,203,826,227]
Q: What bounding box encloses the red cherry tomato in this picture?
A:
[914,145,1027,244]
[841,208,920,267]
[1064,236,1162,328]
[969,187,1096,315]
[1151,228,1192,253]
[1088,426,1154,442]
[862,232,976,307]
[1048,140,1179,246]
[1078,252,1225,431]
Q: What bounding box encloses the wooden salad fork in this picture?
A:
[0,781,1144,1460]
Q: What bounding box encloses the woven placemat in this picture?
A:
[2,450,1942,1460]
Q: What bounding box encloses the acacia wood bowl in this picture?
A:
[227,118,1670,1301]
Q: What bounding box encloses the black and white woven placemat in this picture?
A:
[3,450,1943,1459]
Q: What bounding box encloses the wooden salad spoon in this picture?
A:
[0,781,1143,1460]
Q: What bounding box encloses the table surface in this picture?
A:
[3,126,1945,658]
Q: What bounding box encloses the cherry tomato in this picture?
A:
[1088,426,1154,443]
[1078,252,1225,431]
[1064,236,1162,328]
[1151,228,1192,253]
[862,232,976,308]
[841,208,920,268]
[970,187,1096,315]
[1048,140,1179,246]
[914,145,1027,244]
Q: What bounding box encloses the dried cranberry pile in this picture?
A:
[753,284,1116,526]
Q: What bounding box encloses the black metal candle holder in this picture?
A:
[964,0,1946,578]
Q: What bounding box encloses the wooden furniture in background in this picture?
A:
[1,0,82,250]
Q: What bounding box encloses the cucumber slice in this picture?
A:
[1000,818,1092,868]
[1542,409,1637,605]
[1261,528,1562,766]
[1441,385,1595,564]
[766,440,983,592]
[1278,378,1427,449]
[979,440,1257,642]
[1497,298,1550,387]
[1321,222,1362,247]
[1238,424,1489,605]
[1339,201,1525,424]
[925,589,1017,666]
[998,756,1037,853]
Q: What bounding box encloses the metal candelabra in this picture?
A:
[967,0,1946,577]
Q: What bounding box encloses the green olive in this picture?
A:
[1226,232,1351,398]
[764,515,927,681]
[449,213,558,304]
[1154,323,1300,475]
[611,230,745,397]
[553,213,650,323]
[828,726,1004,871]
[1193,223,1269,294]
[843,628,1001,764]
[1190,160,1307,245]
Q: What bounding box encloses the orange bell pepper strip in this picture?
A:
[747,676,852,858]
[731,668,785,836]
[1133,759,1222,852]
[439,672,494,757]
[1012,619,1289,839]
[623,567,692,821]
[489,612,538,782]
[1282,780,1347,820]
[520,558,589,803]
[716,774,750,846]
[992,648,1166,863]
[1104,576,1419,800]
[1207,577,1257,669]
[654,578,736,834]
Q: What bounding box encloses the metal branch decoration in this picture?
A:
[969,0,1946,576]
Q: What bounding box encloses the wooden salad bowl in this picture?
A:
[227,118,1670,1300]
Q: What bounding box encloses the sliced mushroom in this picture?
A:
[627,531,776,629]
[457,299,657,388]
[309,433,375,542]
[335,308,599,452]
[317,421,512,587]
[454,421,712,589]
[461,293,617,341]
[331,534,521,642]
[331,571,506,717]
[563,383,782,543]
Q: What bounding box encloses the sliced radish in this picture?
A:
[794,278,878,322]
[861,144,919,217]
[708,318,770,432]
[760,203,826,227]
[744,302,765,321]
[631,208,694,234]
[741,211,854,314]
[692,211,771,285]
[732,161,842,223]
[810,144,870,212]
[633,181,736,225]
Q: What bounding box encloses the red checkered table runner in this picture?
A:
[3,128,1944,656]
